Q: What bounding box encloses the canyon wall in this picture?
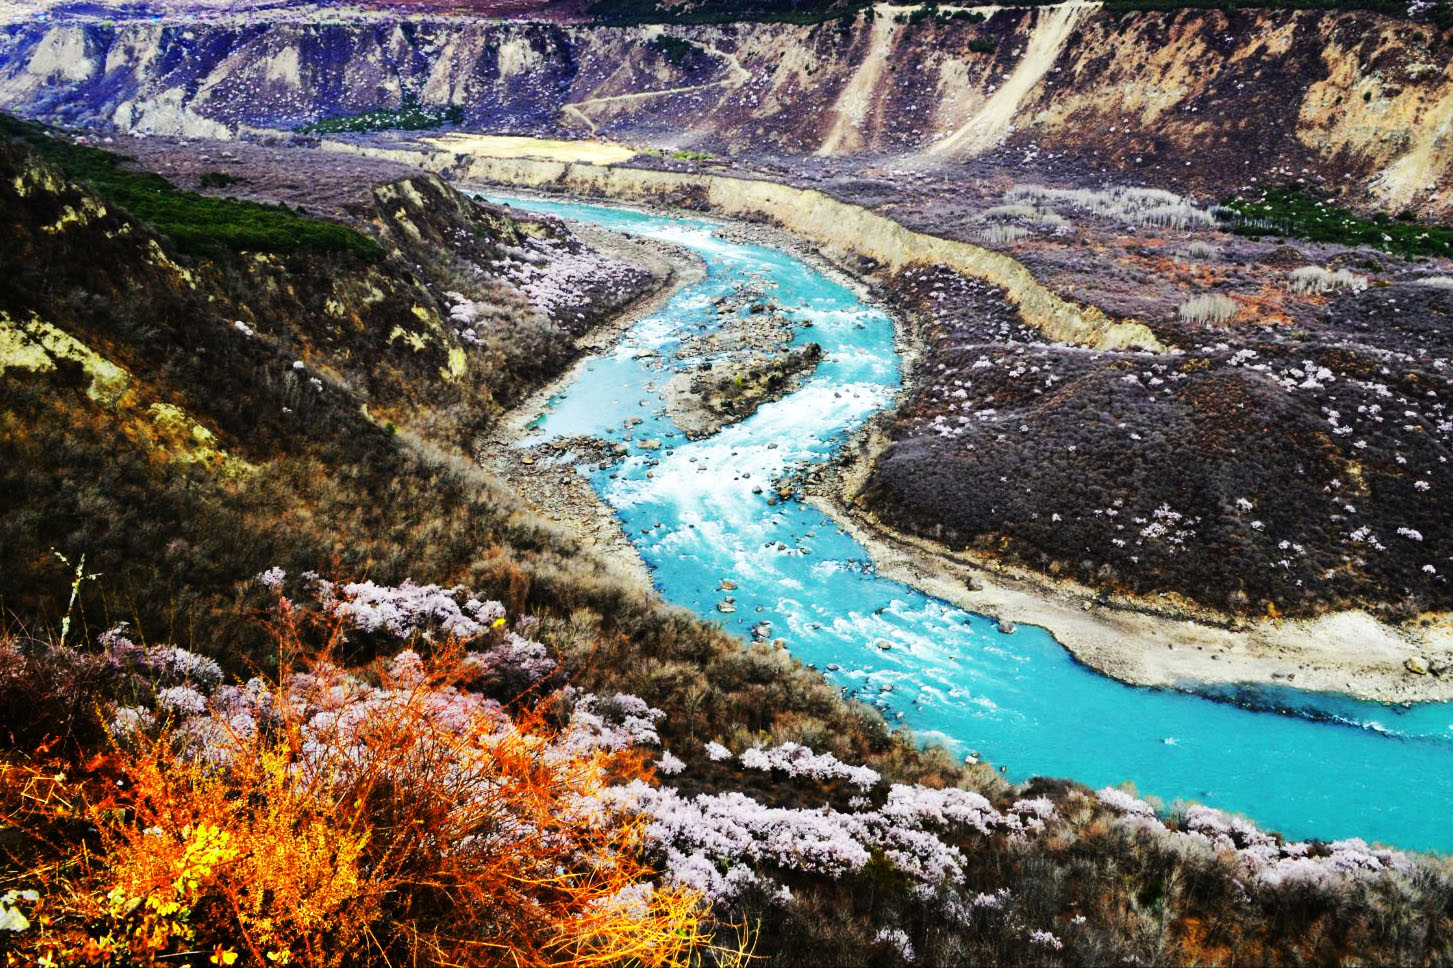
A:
[1,6,1450,212]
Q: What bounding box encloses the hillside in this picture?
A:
[0,114,664,644]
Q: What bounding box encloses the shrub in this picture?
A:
[975,224,1032,246]
[646,34,699,65]
[1007,184,1217,231]
[295,101,466,136]
[1102,0,1412,13]
[1288,265,1369,295]
[1186,240,1221,260]
[588,0,873,25]
[2,616,732,967]
[1218,185,1453,259]
[197,171,244,190]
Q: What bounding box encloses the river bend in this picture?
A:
[494,195,1453,852]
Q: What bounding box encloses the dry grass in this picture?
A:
[1288,265,1368,295]
[1177,292,1239,326]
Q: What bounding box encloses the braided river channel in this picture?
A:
[493,195,1453,852]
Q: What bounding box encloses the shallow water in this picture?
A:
[493,195,1453,852]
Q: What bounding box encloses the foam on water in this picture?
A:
[488,195,1453,852]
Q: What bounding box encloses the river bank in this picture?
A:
[452,190,1453,852]
[805,425,1453,706]
[478,222,707,594]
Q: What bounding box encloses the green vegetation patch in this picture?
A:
[295,101,466,136]
[646,33,699,65]
[598,0,1452,22]
[1217,185,1453,259]
[895,4,987,24]
[0,114,381,261]
[198,171,246,190]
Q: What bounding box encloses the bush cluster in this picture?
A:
[1099,0,1433,14]
[1219,185,1453,259]
[0,609,730,967]
[860,264,1451,618]
[646,33,699,65]
[294,100,466,136]
[3,601,1451,967]
[589,0,870,25]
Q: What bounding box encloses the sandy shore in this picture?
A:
[466,174,1453,706]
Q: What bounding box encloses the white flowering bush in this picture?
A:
[1288,265,1369,296]
[874,927,916,963]
[607,777,1027,905]
[1005,184,1217,231]
[738,741,880,790]
[254,570,554,688]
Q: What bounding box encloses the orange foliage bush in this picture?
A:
[2,643,739,968]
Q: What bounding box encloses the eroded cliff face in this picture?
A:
[0,6,1450,213]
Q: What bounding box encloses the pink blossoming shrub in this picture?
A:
[256,570,557,692]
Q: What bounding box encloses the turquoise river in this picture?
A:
[491,194,1453,852]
